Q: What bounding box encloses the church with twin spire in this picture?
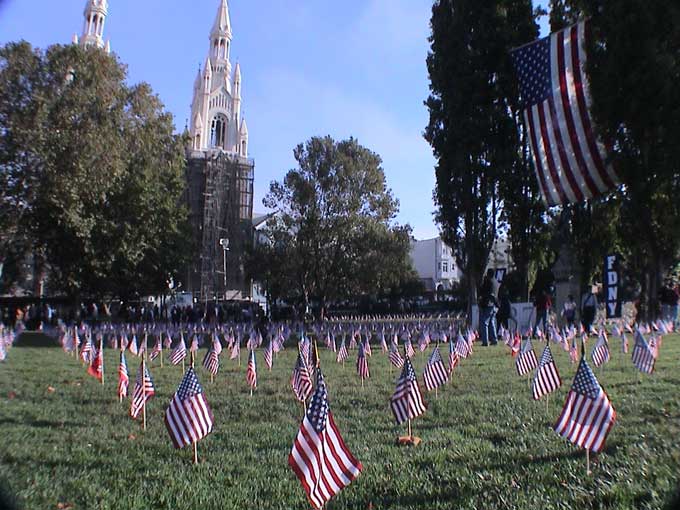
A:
[72,0,256,301]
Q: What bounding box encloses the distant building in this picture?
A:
[184,0,255,301]
[409,237,460,295]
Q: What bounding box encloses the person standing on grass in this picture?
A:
[533,289,552,337]
[581,285,598,335]
[561,294,577,329]
[478,268,499,346]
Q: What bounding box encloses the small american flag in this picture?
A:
[128,335,139,356]
[632,330,655,374]
[169,337,187,365]
[390,357,427,425]
[532,345,562,400]
[87,347,103,382]
[130,361,155,420]
[230,338,240,360]
[356,341,369,380]
[163,333,173,349]
[80,337,93,363]
[289,369,362,509]
[380,332,388,353]
[621,332,629,354]
[149,337,162,362]
[554,357,616,452]
[448,338,459,373]
[570,336,579,363]
[336,338,348,363]
[263,341,273,370]
[164,367,214,449]
[246,349,257,389]
[516,338,538,376]
[423,345,448,391]
[202,348,220,376]
[404,338,415,359]
[454,332,471,359]
[118,351,129,399]
[291,350,313,402]
[189,336,199,353]
[591,332,610,367]
[388,342,405,368]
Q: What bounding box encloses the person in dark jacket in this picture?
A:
[478,269,499,346]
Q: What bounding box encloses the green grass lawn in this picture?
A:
[0,335,679,509]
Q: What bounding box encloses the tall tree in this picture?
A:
[259,136,416,319]
[0,41,191,298]
[426,0,532,312]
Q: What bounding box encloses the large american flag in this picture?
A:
[390,357,427,425]
[292,350,313,402]
[288,369,362,509]
[511,22,619,206]
[164,367,214,449]
[554,357,616,452]
[531,345,561,400]
[423,344,448,391]
[130,361,155,420]
[632,330,655,374]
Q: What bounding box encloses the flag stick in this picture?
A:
[182,359,185,373]
[546,393,549,413]
[160,345,163,368]
[193,440,198,465]
[100,337,104,386]
[142,357,147,432]
[250,387,253,398]
[407,419,412,439]
[435,386,438,399]
[586,448,591,475]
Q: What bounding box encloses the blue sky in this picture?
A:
[0,0,549,240]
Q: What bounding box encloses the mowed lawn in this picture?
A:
[1,334,679,510]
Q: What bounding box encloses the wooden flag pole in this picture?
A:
[160,343,164,368]
[193,440,199,465]
[586,448,591,475]
[182,358,185,373]
[211,373,214,384]
[407,419,412,439]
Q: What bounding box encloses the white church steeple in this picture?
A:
[75,0,111,53]
[189,0,248,157]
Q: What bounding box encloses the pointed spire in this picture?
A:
[239,118,248,135]
[211,0,232,39]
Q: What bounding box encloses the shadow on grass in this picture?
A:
[0,417,81,429]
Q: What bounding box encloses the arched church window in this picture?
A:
[210,114,228,149]
[241,141,246,156]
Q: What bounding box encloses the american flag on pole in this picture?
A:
[336,338,348,363]
[356,341,369,380]
[455,332,471,359]
[516,338,538,376]
[632,330,655,374]
[531,345,562,400]
[591,332,610,367]
[554,357,616,452]
[511,22,619,206]
[288,368,362,509]
[149,336,162,362]
[130,361,155,419]
[388,342,405,368]
[404,338,415,359]
[169,337,187,365]
[164,367,214,449]
[423,344,449,391]
[118,351,129,399]
[263,340,273,370]
[202,347,220,376]
[292,350,313,402]
[87,347,103,382]
[246,349,257,389]
[390,357,427,425]
[448,338,459,373]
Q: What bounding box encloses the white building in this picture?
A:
[188,0,249,158]
[409,237,460,294]
[72,0,111,53]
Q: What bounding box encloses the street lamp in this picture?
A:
[219,238,229,298]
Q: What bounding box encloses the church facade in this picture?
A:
[184,0,255,302]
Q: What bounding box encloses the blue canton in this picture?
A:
[307,370,329,433]
[572,358,600,399]
[403,358,416,382]
[177,368,202,400]
[511,35,552,106]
